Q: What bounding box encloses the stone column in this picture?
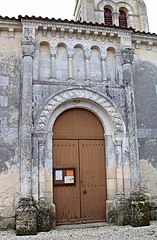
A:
[16,39,37,235]
[115,51,123,84]
[85,49,90,82]
[112,12,119,26]
[115,141,124,195]
[101,52,107,82]
[38,141,46,200]
[50,44,57,80]
[105,135,117,200]
[122,48,140,194]
[20,41,35,199]
[67,48,74,81]
[33,43,40,81]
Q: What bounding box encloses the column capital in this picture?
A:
[100,51,107,61]
[112,11,119,17]
[50,44,57,57]
[84,48,91,59]
[115,140,123,146]
[22,43,35,57]
[67,47,74,58]
[34,43,40,51]
[116,48,122,57]
[122,48,134,65]
[112,11,119,25]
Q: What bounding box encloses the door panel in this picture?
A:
[53,140,81,223]
[79,140,107,221]
[53,109,107,224]
[53,108,104,140]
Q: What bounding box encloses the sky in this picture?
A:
[0,0,156,34]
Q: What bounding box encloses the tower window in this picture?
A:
[104,8,112,26]
[119,10,127,28]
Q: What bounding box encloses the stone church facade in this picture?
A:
[0,0,157,235]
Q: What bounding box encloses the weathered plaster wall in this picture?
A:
[0,28,22,229]
[133,46,157,198]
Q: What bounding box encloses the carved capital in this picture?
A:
[100,51,107,61]
[116,49,122,57]
[122,48,134,65]
[34,43,40,51]
[22,44,35,57]
[67,48,74,58]
[50,44,57,57]
[84,49,91,59]
[112,11,119,18]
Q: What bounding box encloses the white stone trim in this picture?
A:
[34,88,125,134]
[32,88,130,204]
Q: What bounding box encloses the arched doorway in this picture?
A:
[53,108,107,224]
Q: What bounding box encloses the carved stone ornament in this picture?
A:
[84,48,91,59]
[34,89,124,133]
[67,47,74,58]
[22,27,35,43]
[22,44,35,57]
[122,48,134,64]
[50,44,57,57]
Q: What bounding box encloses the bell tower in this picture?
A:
[74,0,149,32]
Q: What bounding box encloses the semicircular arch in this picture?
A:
[34,88,125,134]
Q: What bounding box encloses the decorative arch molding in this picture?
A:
[36,37,120,58]
[34,88,125,133]
[116,2,134,15]
[96,0,134,15]
[36,36,52,45]
[97,0,115,11]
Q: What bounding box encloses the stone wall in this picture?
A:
[0,23,22,229]
[133,44,157,219]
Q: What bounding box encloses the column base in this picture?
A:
[107,193,150,227]
[15,198,56,236]
[129,193,150,227]
[15,198,37,236]
[36,199,56,232]
[149,197,157,220]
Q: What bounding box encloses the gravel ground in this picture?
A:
[0,221,157,240]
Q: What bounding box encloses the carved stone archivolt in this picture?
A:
[34,88,124,133]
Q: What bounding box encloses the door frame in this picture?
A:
[33,90,129,221]
[47,101,125,200]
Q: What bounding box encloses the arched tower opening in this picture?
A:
[104,7,113,25]
[119,9,127,28]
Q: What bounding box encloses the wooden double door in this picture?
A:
[53,109,107,224]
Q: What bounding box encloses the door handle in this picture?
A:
[83,190,87,194]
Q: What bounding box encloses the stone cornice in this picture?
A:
[0,19,21,32]
[21,19,134,41]
[132,32,157,49]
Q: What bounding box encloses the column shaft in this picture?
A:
[85,58,90,81]
[20,43,35,198]
[38,141,46,200]
[115,144,124,195]
[51,55,56,80]
[122,49,140,193]
[101,58,107,82]
[68,57,73,80]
